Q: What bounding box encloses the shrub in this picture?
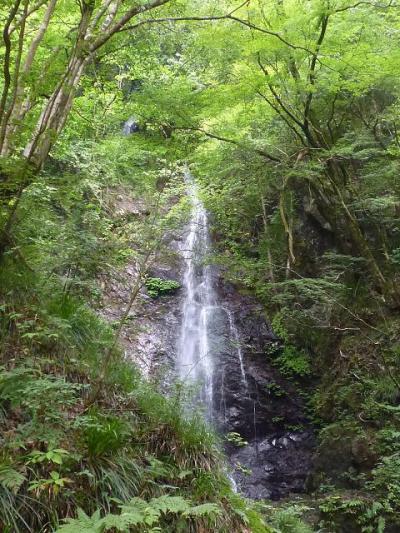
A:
[145,277,180,298]
[275,345,311,378]
[80,414,132,458]
[266,504,314,533]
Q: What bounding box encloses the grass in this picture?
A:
[0,258,269,532]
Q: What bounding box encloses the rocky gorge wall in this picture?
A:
[99,191,315,501]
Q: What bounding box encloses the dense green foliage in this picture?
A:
[145,277,181,298]
[0,129,264,530]
[1,0,400,531]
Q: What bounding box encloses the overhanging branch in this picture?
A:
[175,126,281,163]
[121,8,313,55]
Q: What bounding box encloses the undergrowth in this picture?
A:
[0,257,269,532]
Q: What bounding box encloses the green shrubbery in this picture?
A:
[145,277,181,298]
[0,330,255,530]
[264,504,314,533]
[0,248,268,531]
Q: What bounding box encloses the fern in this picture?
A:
[101,511,145,530]
[148,495,189,514]
[57,508,103,533]
[183,502,221,518]
[0,464,26,494]
[56,496,222,532]
[119,498,159,526]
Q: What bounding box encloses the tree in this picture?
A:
[127,0,400,301]
[0,0,173,253]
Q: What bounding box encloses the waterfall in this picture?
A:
[177,171,215,417]
[122,117,139,135]
[173,171,314,499]
[226,308,248,390]
[176,170,247,420]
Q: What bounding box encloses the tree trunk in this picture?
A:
[0,0,58,156]
[261,195,275,283]
[23,56,87,169]
[0,1,22,130]
[279,190,295,276]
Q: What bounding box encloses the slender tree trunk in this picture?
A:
[279,190,295,277]
[260,195,275,283]
[22,0,94,168]
[0,0,28,152]
[23,56,88,168]
[0,0,58,156]
[0,0,22,129]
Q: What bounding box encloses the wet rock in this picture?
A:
[246,484,272,500]
[99,191,315,501]
[213,280,315,499]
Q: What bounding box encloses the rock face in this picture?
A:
[100,259,183,383]
[100,190,314,501]
[102,264,315,499]
[214,281,315,499]
[98,190,183,381]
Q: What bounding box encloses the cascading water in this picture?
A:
[176,171,261,492]
[174,170,314,499]
[122,117,140,135]
[177,171,215,417]
[177,171,248,420]
[122,131,314,500]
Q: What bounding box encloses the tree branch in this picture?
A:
[256,89,307,146]
[256,54,312,143]
[303,14,329,142]
[175,126,281,162]
[9,0,48,34]
[121,8,314,56]
[333,0,398,13]
[89,0,171,54]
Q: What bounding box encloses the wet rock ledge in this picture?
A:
[215,281,315,500]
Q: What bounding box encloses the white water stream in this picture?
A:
[177,172,214,416]
[176,171,247,418]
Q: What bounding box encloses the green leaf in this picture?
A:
[0,464,26,493]
[183,502,221,518]
[149,495,189,514]
[57,508,103,533]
